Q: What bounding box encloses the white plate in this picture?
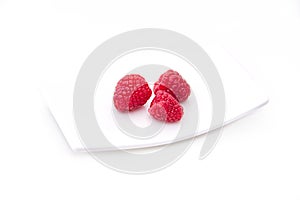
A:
[42,43,268,152]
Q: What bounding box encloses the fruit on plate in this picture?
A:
[148,91,183,122]
[113,74,152,112]
[154,69,190,102]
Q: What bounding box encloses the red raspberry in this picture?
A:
[113,74,152,112]
[154,70,191,102]
[148,91,183,122]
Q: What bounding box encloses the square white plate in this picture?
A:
[42,43,268,152]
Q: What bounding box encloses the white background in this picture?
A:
[0,0,300,199]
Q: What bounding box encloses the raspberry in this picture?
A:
[113,74,152,112]
[148,91,183,122]
[154,69,191,102]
